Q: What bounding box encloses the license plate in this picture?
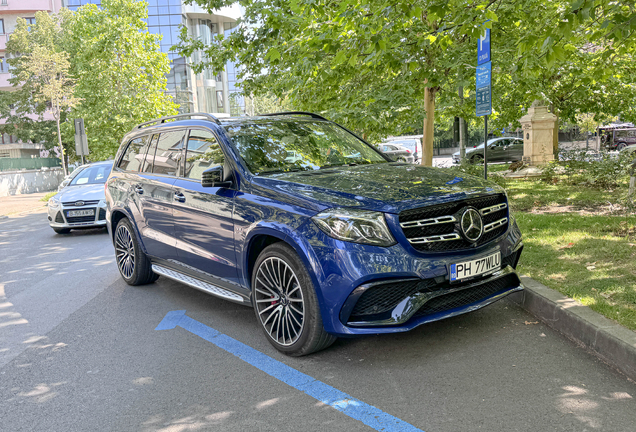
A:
[67,209,94,217]
[450,252,501,282]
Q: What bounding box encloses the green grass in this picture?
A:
[41,191,57,202]
[507,179,623,212]
[508,177,636,331]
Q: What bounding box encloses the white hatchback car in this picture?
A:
[47,161,113,234]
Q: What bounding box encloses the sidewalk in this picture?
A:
[0,192,50,217]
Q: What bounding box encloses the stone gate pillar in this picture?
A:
[520,103,558,166]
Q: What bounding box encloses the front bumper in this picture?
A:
[301,217,524,336]
[47,201,108,229]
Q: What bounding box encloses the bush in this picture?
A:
[540,149,634,190]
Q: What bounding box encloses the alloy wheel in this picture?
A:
[254,257,305,346]
[115,224,135,279]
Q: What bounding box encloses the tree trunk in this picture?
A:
[421,87,435,166]
[56,114,68,176]
[551,105,559,157]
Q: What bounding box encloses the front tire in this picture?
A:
[252,243,336,356]
[114,218,158,286]
[617,142,627,151]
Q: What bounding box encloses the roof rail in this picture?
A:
[258,111,329,121]
[132,112,221,131]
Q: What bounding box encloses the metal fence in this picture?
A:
[0,158,62,172]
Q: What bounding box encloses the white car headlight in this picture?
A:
[48,197,60,209]
[312,208,396,247]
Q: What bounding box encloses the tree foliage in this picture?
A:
[180,0,636,150]
[1,0,178,162]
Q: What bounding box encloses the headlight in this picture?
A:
[48,197,60,208]
[312,208,396,247]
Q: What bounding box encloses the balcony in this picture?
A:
[0,0,62,13]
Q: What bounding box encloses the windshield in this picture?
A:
[69,164,112,186]
[223,120,387,175]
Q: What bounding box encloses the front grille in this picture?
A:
[65,208,97,224]
[413,273,517,318]
[62,199,100,206]
[399,194,508,252]
[98,208,106,221]
[55,212,64,223]
[351,279,437,317]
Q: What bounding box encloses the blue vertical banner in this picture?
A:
[476,23,492,117]
[478,27,491,65]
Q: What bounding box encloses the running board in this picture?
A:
[152,264,245,304]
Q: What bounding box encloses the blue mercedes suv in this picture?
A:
[105,112,523,356]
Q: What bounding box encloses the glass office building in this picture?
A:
[64,0,244,115]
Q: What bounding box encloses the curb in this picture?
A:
[508,277,636,382]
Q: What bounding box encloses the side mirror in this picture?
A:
[202,165,232,188]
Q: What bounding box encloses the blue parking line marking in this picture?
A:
[156,310,425,432]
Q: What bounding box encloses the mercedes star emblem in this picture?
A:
[461,208,483,242]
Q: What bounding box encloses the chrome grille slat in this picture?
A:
[399,215,456,229]
[483,217,508,233]
[62,200,100,206]
[480,203,507,216]
[408,233,461,244]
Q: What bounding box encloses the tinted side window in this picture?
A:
[140,134,159,174]
[144,130,186,176]
[118,135,151,172]
[184,129,224,180]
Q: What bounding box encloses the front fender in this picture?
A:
[239,221,326,307]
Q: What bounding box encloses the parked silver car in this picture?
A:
[386,138,422,163]
[47,161,113,234]
[379,142,415,163]
[452,137,524,164]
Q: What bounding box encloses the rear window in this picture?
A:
[391,140,417,152]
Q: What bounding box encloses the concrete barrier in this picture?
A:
[0,168,64,197]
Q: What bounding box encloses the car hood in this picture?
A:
[250,163,502,214]
[58,184,105,203]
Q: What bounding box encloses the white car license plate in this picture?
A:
[450,252,501,282]
[67,209,94,217]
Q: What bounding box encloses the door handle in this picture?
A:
[174,192,186,203]
[134,185,144,195]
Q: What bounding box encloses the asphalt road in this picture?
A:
[1,209,635,432]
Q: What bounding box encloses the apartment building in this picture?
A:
[0,0,64,158]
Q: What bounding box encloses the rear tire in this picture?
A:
[114,218,158,286]
[617,142,627,151]
[53,228,71,234]
[471,154,484,164]
[252,243,336,356]
[397,156,407,163]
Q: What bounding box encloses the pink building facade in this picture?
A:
[0,0,63,158]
